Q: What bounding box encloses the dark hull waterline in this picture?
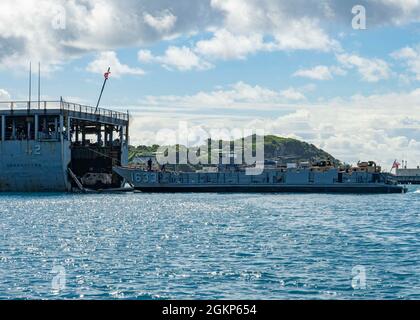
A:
[132,184,406,194]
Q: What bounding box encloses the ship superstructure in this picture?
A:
[395,167,420,184]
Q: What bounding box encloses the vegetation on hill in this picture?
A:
[128,144,159,162]
[262,135,338,163]
[128,135,339,165]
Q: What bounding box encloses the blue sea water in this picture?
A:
[0,188,419,300]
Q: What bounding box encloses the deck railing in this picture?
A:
[0,100,129,121]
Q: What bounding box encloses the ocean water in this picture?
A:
[0,187,419,300]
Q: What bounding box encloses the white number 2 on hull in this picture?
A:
[34,144,41,155]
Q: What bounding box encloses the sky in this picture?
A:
[0,0,420,167]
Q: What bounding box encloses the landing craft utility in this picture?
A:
[113,160,407,194]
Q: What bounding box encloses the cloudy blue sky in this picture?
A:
[0,0,419,166]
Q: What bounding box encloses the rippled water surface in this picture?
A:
[0,188,419,299]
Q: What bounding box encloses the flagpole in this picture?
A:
[95,67,111,112]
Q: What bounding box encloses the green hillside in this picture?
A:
[128,135,339,165]
[262,135,338,163]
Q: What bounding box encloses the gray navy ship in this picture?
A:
[0,100,129,192]
[113,160,407,194]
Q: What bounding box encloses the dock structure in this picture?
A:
[0,100,129,192]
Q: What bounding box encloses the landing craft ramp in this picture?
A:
[0,100,129,192]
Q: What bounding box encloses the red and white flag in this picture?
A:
[392,160,400,169]
[104,70,111,79]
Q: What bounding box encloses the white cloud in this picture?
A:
[184,1,342,65]
[271,17,340,52]
[225,82,280,102]
[293,65,347,80]
[378,0,420,24]
[0,0,342,71]
[210,0,420,30]
[336,53,391,82]
[293,65,334,80]
[210,0,340,53]
[295,54,392,83]
[143,10,177,33]
[0,88,11,100]
[195,29,267,60]
[0,0,219,70]
[137,50,154,63]
[391,45,420,80]
[2,0,420,71]
[392,46,418,60]
[142,81,307,108]
[87,51,145,78]
[280,88,307,101]
[138,46,212,71]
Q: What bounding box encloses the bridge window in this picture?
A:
[5,116,35,140]
[38,115,60,140]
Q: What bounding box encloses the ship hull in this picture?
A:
[0,140,71,192]
[113,167,407,194]
[129,184,405,193]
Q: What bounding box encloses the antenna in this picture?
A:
[95,67,111,112]
[38,62,41,109]
[28,62,32,107]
